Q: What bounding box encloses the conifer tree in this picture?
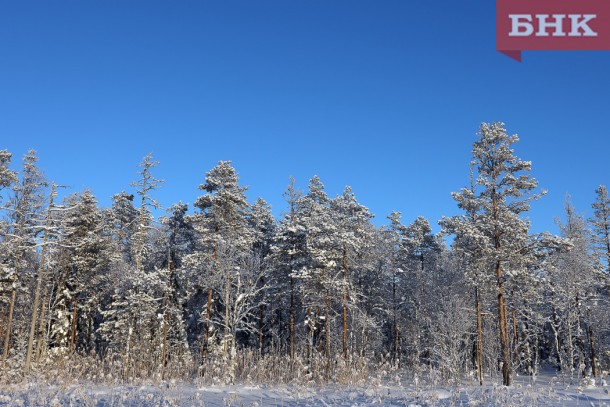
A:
[53,190,111,353]
[132,154,164,273]
[403,216,440,365]
[550,197,601,378]
[188,160,251,357]
[331,186,374,359]
[2,150,47,368]
[384,210,408,361]
[269,177,305,358]
[293,176,338,358]
[247,198,275,354]
[0,150,16,195]
[591,185,610,274]
[442,122,543,386]
[25,182,58,372]
[110,192,138,266]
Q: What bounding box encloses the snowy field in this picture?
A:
[1,373,609,406]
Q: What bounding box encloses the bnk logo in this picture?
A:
[496,1,610,61]
[509,14,597,37]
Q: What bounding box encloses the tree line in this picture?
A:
[1,122,609,386]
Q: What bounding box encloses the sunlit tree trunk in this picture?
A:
[496,257,511,386]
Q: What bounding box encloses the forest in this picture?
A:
[1,122,609,388]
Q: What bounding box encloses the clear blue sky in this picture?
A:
[1,1,609,233]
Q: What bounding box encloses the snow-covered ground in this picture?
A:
[1,373,609,406]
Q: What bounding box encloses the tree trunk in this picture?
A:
[25,183,56,373]
[203,288,212,358]
[589,325,598,378]
[25,245,47,372]
[0,312,5,353]
[289,275,295,359]
[316,308,323,354]
[204,226,219,358]
[392,272,399,360]
[306,308,312,362]
[497,260,511,386]
[259,304,264,355]
[35,262,52,363]
[161,288,169,378]
[70,297,78,352]
[342,243,348,359]
[420,254,431,364]
[551,310,563,373]
[1,287,16,368]
[567,317,575,378]
[224,268,231,355]
[475,286,484,386]
[512,306,519,371]
[325,298,330,358]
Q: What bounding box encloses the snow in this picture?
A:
[2,372,609,406]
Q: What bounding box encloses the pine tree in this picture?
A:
[269,177,305,358]
[25,182,58,372]
[549,197,601,378]
[440,162,488,384]
[331,186,374,359]
[442,122,544,386]
[53,190,111,354]
[293,176,338,359]
[0,150,16,195]
[591,185,610,274]
[385,210,407,361]
[403,216,440,365]
[1,150,47,368]
[188,160,252,357]
[247,198,275,354]
[159,202,195,372]
[0,150,16,368]
[110,191,138,267]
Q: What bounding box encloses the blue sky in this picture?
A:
[1,1,609,233]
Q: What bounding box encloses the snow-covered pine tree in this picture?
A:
[549,197,602,379]
[269,177,306,358]
[187,160,252,358]
[158,202,195,374]
[442,122,544,386]
[590,185,610,275]
[440,162,489,384]
[384,210,408,361]
[0,150,16,196]
[97,192,139,363]
[24,182,59,372]
[0,149,17,368]
[51,190,111,355]
[403,216,440,366]
[1,150,47,368]
[247,198,275,354]
[330,186,374,359]
[293,176,339,359]
[110,192,138,268]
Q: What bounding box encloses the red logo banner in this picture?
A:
[496,0,610,61]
